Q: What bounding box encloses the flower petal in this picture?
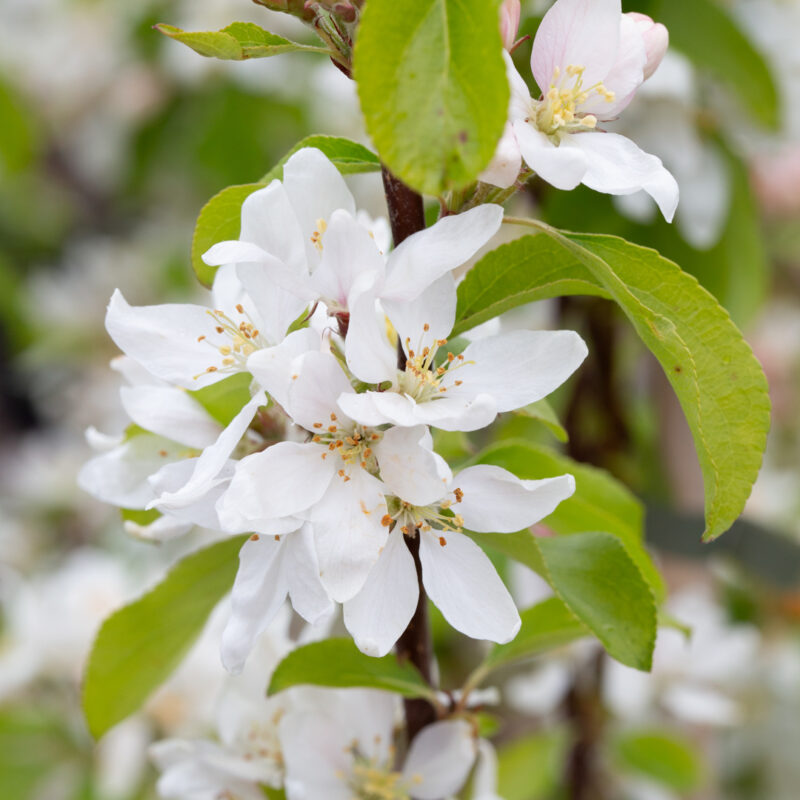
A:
[120,385,221,450]
[105,290,228,389]
[453,465,575,532]
[403,719,477,800]
[287,351,356,431]
[382,205,503,302]
[563,131,679,221]
[344,285,398,384]
[513,121,588,190]
[531,0,621,93]
[221,533,290,674]
[385,273,457,358]
[310,468,388,602]
[419,530,520,643]
[374,425,452,506]
[152,391,267,512]
[285,526,334,626]
[449,330,588,412]
[343,528,418,657]
[480,122,522,189]
[202,239,272,268]
[217,441,334,530]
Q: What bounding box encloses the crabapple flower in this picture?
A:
[342,281,588,431]
[217,353,445,603]
[482,0,679,222]
[344,431,576,656]
[280,689,477,800]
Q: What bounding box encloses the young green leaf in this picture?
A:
[192,183,262,287]
[476,530,656,670]
[190,372,254,427]
[82,535,247,739]
[471,439,664,600]
[457,231,770,541]
[613,728,704,792]
[260,135,381,183]
[353,0,509,196]
[484,596,587,670]
[496,728,570,800]
[155,22,328,60]
[513,398,568,443]
[267,638,437,701]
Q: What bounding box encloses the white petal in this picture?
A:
[280,712,352,800]
[239,180,307,273]
[471,739,503,800]
[531,0,621,93]
[105,290,228,389]
[286,350,355,431]
[85,426,124,452]
[78,433,182,508]
[338,389,498,433]
[454,466,575,532]
[123,514,192,543]
[217,442,334,530]
[310,468,388,602]
[153,391,266,512]
[313,209,386,309]
[343,529,418,657]
[579,13,646,119]
[246,327,321,410]
[202,239,273,267]
[282,147,357,269]
[344,285,398,384]
[451,330,588,412]
[385,273,457,358]
[403,720,477,800]
[285,526,334,626]
[221,533,290,674]
[374,425,452,506]
[513,121,588,190]
[382,205,503,302]
[419,530,520,643]
[480,121,522,189]
[120,385,221,449]
[564,131,679,221]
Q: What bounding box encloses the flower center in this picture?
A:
[382,488,465,538]
[348,753,416,800]
[194,304,269,379]
[533,64,615,137]
[242,712,285,774]
[309,413,382,477]
[396,324,469,402]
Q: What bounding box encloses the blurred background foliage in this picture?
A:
[2,0,800,799]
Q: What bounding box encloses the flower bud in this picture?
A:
[499,0,521,51]
[626,12,669,80]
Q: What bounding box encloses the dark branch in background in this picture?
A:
[380,164,436,741]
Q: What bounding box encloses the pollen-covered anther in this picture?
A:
[381,515,393,527]
[439,536,447,547]
[454,487,464,503]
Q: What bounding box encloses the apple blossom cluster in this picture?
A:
[80,146,588,673]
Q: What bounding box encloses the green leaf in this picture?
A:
[191,137,379,287]
[513,398,568,443]
[613,728,704,792]
[267,638,437,701]
[476,531,656,670]
[458,231,770,541]
[485,596,587,670]
[83,535,247,738]
[641,0,780,129]
[190,372,254,426]
[471,440,664,600]
[192,183,262,287]
[155,22,328,60]
[353,0,509,196]
[260,134,381,183]
[496,728,570,800]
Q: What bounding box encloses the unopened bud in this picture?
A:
[334,2,357,22]
[626,12,669,80]
[499,0,521,51]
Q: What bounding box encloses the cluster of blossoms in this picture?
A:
[81,145,588,670]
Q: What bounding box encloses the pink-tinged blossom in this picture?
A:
[500,0,521,50]
[481,0,678,221]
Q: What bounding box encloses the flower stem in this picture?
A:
[380,164,437,742]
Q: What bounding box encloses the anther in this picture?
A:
[439,536,447,547]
